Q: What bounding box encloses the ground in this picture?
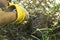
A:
[0,0,60,40]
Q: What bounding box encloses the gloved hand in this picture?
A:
[8,2,30,24]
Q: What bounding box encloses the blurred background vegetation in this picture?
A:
[0,0,60,40]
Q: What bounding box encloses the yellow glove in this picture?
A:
[9,3,29,24]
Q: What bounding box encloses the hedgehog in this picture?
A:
[0,0,60,40]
